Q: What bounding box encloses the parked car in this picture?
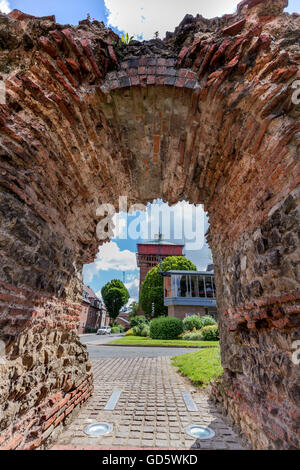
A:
[96,326,111,335]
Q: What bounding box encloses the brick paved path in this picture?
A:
[52,357,245,450]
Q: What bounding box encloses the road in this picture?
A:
[79,333,201,360]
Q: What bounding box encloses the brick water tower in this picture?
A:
[136,234,184,309]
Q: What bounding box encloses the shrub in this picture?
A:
[111,325,125,334]
[111,326,121,334]
[183,315,217,332]
[182,330,203,341]
[85,327,97,334]
[201,325,219,341]
[125,328,135,336]
[183,315,203,331]
[130,315,149,329]
[200,315,217,327]
[132,325,141,336]
[140,325,150,337]
[131,323,148,336]
[150,316,183,340]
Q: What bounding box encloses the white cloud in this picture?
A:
[83,241,137,283]
[125,277,139,301]
[104,0,238,40]
[0,0,11,14]
[138,200,206,251]
[126,273,138,282]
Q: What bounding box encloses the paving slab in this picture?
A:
[52,356,246,450]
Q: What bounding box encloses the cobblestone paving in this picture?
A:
[52,357,245,450]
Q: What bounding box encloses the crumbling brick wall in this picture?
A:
[0,0,299,449]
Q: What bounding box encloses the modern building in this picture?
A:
[162,269,217,320]
[79,285,108,334]
[136,235,184,303]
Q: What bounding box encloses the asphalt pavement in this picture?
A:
[79,333,200,360]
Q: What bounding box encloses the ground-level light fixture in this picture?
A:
[185,425,215,440]
[83,422,113,437]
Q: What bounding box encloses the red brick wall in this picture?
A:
[0,1,299,450]
[168,305,207,320]
[0,373,93,450]
[78,304,89,334]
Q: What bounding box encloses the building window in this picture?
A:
[205,276,214,298]
[165,274,216,299]
[197,276,206,297]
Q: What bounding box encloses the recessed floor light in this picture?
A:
[83,422,113,437]
[185,425,215,440]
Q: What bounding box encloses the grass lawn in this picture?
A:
[171,347,223,387]
[107,335,219,348]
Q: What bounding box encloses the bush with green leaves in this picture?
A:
[140,325,150,337]
[128,301,139,320]
[130,315,149,329]
[110,324,125,334]
[200,315,217,327]
[132,325,141,335]
[125,328,135,336]
[182,331,203,341]
[132,322,149,336]
[201,325,219,341]
[111,326,120,334]
[183,315,203,332]
[183,315,217,332]
[85,327,97,334]
[150,316,183,340]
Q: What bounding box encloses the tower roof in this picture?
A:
[137,240,183,246]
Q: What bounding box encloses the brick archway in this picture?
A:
[0,0,299,450]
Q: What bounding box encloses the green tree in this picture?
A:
[101,280,129,322]
[128,301,139,320]
[140,256,196,319]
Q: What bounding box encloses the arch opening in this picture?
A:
[0,1,299,450]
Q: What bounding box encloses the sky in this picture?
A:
[0,1,298,40]
[83,201,213,303]
[1,0,299,303]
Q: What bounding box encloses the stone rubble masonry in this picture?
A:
[0,0,299,450]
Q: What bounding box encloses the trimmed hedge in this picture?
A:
[201,325,219,341]
[150,316,183,340]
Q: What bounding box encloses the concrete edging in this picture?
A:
[88,343,217,349]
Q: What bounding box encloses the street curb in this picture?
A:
[87,343,217,349]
